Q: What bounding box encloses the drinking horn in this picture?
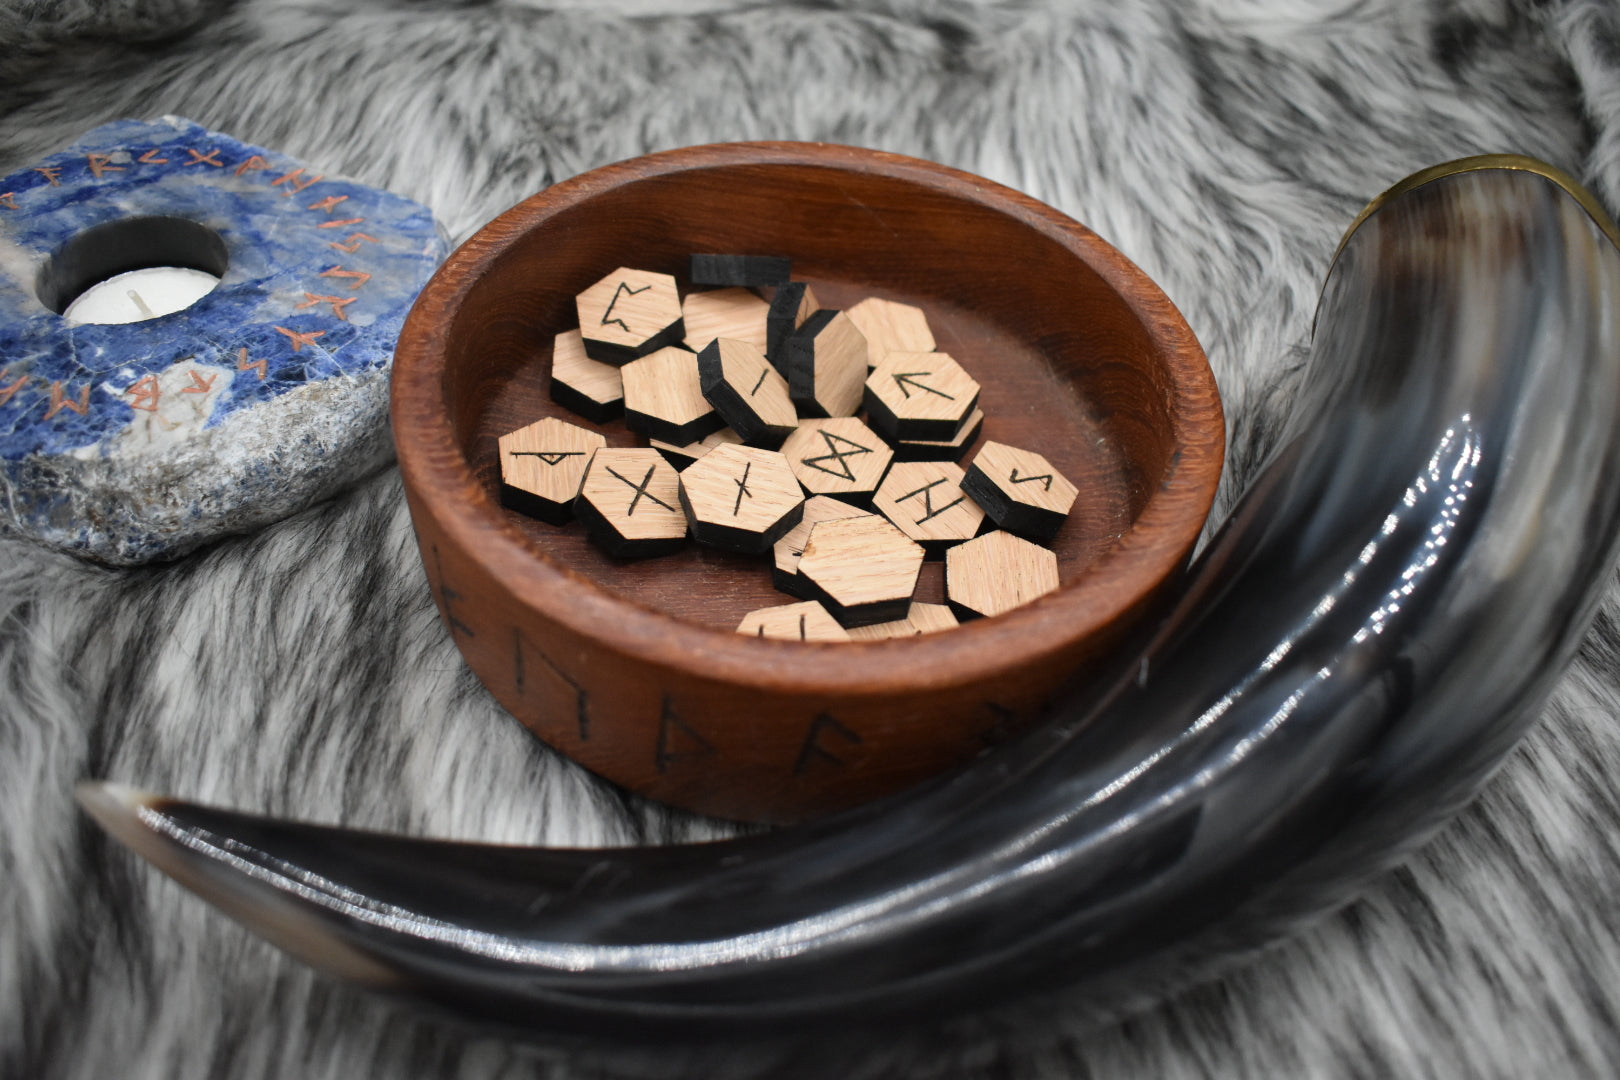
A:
[80,156,1620,1044]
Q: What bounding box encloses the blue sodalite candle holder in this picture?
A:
[0,116,446,564]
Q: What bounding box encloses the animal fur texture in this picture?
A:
[5,0,1620,1075]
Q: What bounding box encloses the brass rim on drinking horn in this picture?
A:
[78,156,1620,1052]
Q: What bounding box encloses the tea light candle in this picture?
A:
[62,265,220,324]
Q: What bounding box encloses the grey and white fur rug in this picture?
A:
[6,0,1620,1076]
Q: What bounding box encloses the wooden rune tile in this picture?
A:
[697,338,798,447]
[678,443,805,554]
[621,345,725,446]
[682,287,770,353]
[864,350,981,442]
[766,282,819,374]
[892,407,984,462]
[787,309,869,418]
[498,416,605,525]
[779,417,894,505]
[797,514,925,627]
[960,440,1080,544]
[548,328,624,423]
[649,426,743,470]
[772,495,875,598]
[575,267,684,365]
[871,460,987,557]
[573,447,688,558]
[690,253,792,288]
[945,529,1061,620]
[844,296,935,370]
[736,600,850,642]
[845,601,960,640]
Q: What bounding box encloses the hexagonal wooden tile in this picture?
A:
[575,267,684,365]
[682,287,770,353]
[872,460,986,557]
[766,281,819,373]
[649,426,743,471]
[689,253,791,288]
[548,328,624,424]
[864,350,981,442]
[945,530,1060,620]
[844,296,935,370]
[771,495,875,598]
[845,601,960,640]
[893,407,984,463]
[736,600,849,642]
[779,417,893,505]
[961,440,1080,544]
[678,443,804,554]
[497,416,605,525]
[574,447,688,558]
[621,345,725,446]
[697,338,798,446]
[786,309,868,418]
[797,515,924,627]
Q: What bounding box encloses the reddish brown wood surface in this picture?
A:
[392,142,1225,823]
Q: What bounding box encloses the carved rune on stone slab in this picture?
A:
[498,416,605,525]
[678,443,804,554]
[786,308,868,418]
[960,439,1079,544]
[697,337,798,446]
[772,495,875,598]
[576,267,684,365]
[736,600,850,642]
[946,529,1061,620]
[548,328,624,424]
[621,345,725,445]
[864,350,981,442]
[682,287,770,354]
[779,417,893,505]
[574,447,688,558]
[872,460,987,557]
[797,514,925,627]
[844,296,935,371]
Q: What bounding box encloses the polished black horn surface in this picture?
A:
[79,156,1620,1046]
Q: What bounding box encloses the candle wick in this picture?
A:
[127,289,155,319]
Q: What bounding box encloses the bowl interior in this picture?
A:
[438,153,1185,632]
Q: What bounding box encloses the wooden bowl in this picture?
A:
[391,143,1224,824]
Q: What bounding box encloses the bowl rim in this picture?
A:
[393,141,1225,698]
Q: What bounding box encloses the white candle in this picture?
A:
[63,266,220,325]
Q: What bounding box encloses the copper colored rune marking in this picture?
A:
[600,281,651,333]
[271,168,322,194]
[0,373,27,406]
[892,372,954,400]
[182,370,216,394]
[45,382,91,420]
[86,154,123,179]
[137,149,169,164]
[802,429,873,481]
[320,266,371,289]
[794,713,862,775]
[237,347,267,381]
[275,326,326,352]
[1009,468,1053,491]
[0,193,16,210]
[655,697,715,773]
[328,233,379,253]
[33,167,61,186]
[732,462,754,515]
[896,477,966,523]
[510,451,585,466]
[606,464,675,515]
[317,217,366,230]
[127,374,161,412]
[235,154,271,177]
[307,194,349,214]
[185,148,224,167]
[297,293,357,321]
